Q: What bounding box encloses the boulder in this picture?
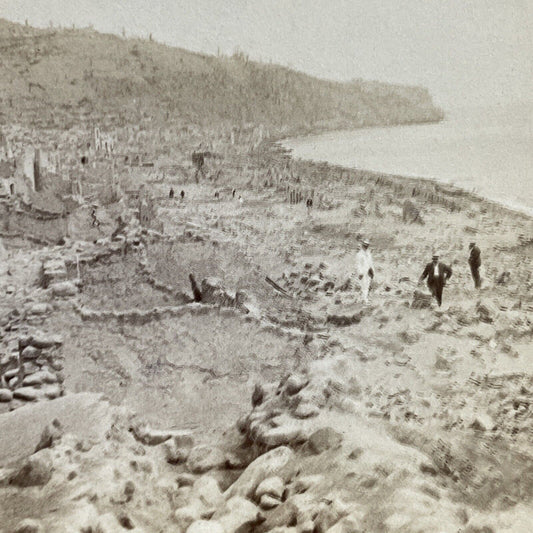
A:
[308,428,343,455]
[293,402,320,419]
[476,299,499,324]
[255,476,285,500]
[9,449,53,487]
[192,476,224,509]
[260,494,282,509]
[411,290,433,309]
[42,384,62,400]
[259,423,304,448]
[470,414,496,432]
[13,387,40,402]
[21,346,40,360]
[0,388,13,402]
[173,501,204,532]
[186,445,226,474]
[23,370,58,387]
[284,374,308,396]
[225,446,294,499]
[30,334,63,349]
[201,278,231,305]
[50,281,78,298]
[213,496,264,532]
[314,498,352,533]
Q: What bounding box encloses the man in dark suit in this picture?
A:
[419,253,452,307]
[468,242,481,288]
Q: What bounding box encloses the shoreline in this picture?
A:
[278,134,533,222]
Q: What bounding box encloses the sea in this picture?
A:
[283,103,533,217]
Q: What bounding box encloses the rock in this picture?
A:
[173,501,204,531]
[186,520,224,533]
[35,418,63,452]
[252,383,266,407]
[476,299,499,323]
[177,473,197,487]
[9,449,53,487]
[30,334,63,349]
[411,290,433,309]
[130,424,188,446]
[13,387,40,402]
[192,476,224,509]
[286,493,322,524]
[398,328,420,344]
[256,476,285,500]
[163,440,190,464]
[42,384,62,400]
[200,278,232,305]
[28,303,50,316]
[50,281,78,297]
[470,414,495,432]
[293,401,320,419]
[314,498,351,532]
[23,370,58,387]
[225,446,294,499]
[117,513,135,530]
[308,428,343,455]
[259,423,304,448]
[21,346,40,360]
[260,493,282,509]
[213,496,264,532]
[186,445,226,474]
[284,374,308,395]
[12,519,44,533]
[0,388,13,402]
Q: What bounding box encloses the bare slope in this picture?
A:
[0,18,442,131]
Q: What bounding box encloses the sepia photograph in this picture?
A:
[0,1,531,531]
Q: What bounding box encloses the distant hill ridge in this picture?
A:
[0,18,443,132]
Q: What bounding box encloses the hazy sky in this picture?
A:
[1,0,531,109]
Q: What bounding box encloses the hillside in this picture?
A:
[0,18,442,133]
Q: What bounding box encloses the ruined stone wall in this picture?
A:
[0,202,68,243]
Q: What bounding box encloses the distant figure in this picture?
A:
[192,151,206,182]
[355,239,374,304]
[238,195,243,206]
[232,188,236,198]
[90,208,100,227]
[180,190,185,201]
[214,191,220,200]
[468,242,481,289]
[419,252,452,307]
[306,197,313,216]
[169,187,175,199]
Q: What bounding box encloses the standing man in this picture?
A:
[356,239,374,304]
[468,242,481,288]
[419,252,452,307]
[169,187,175,199]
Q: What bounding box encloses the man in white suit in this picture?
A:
[356,238,374,304]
